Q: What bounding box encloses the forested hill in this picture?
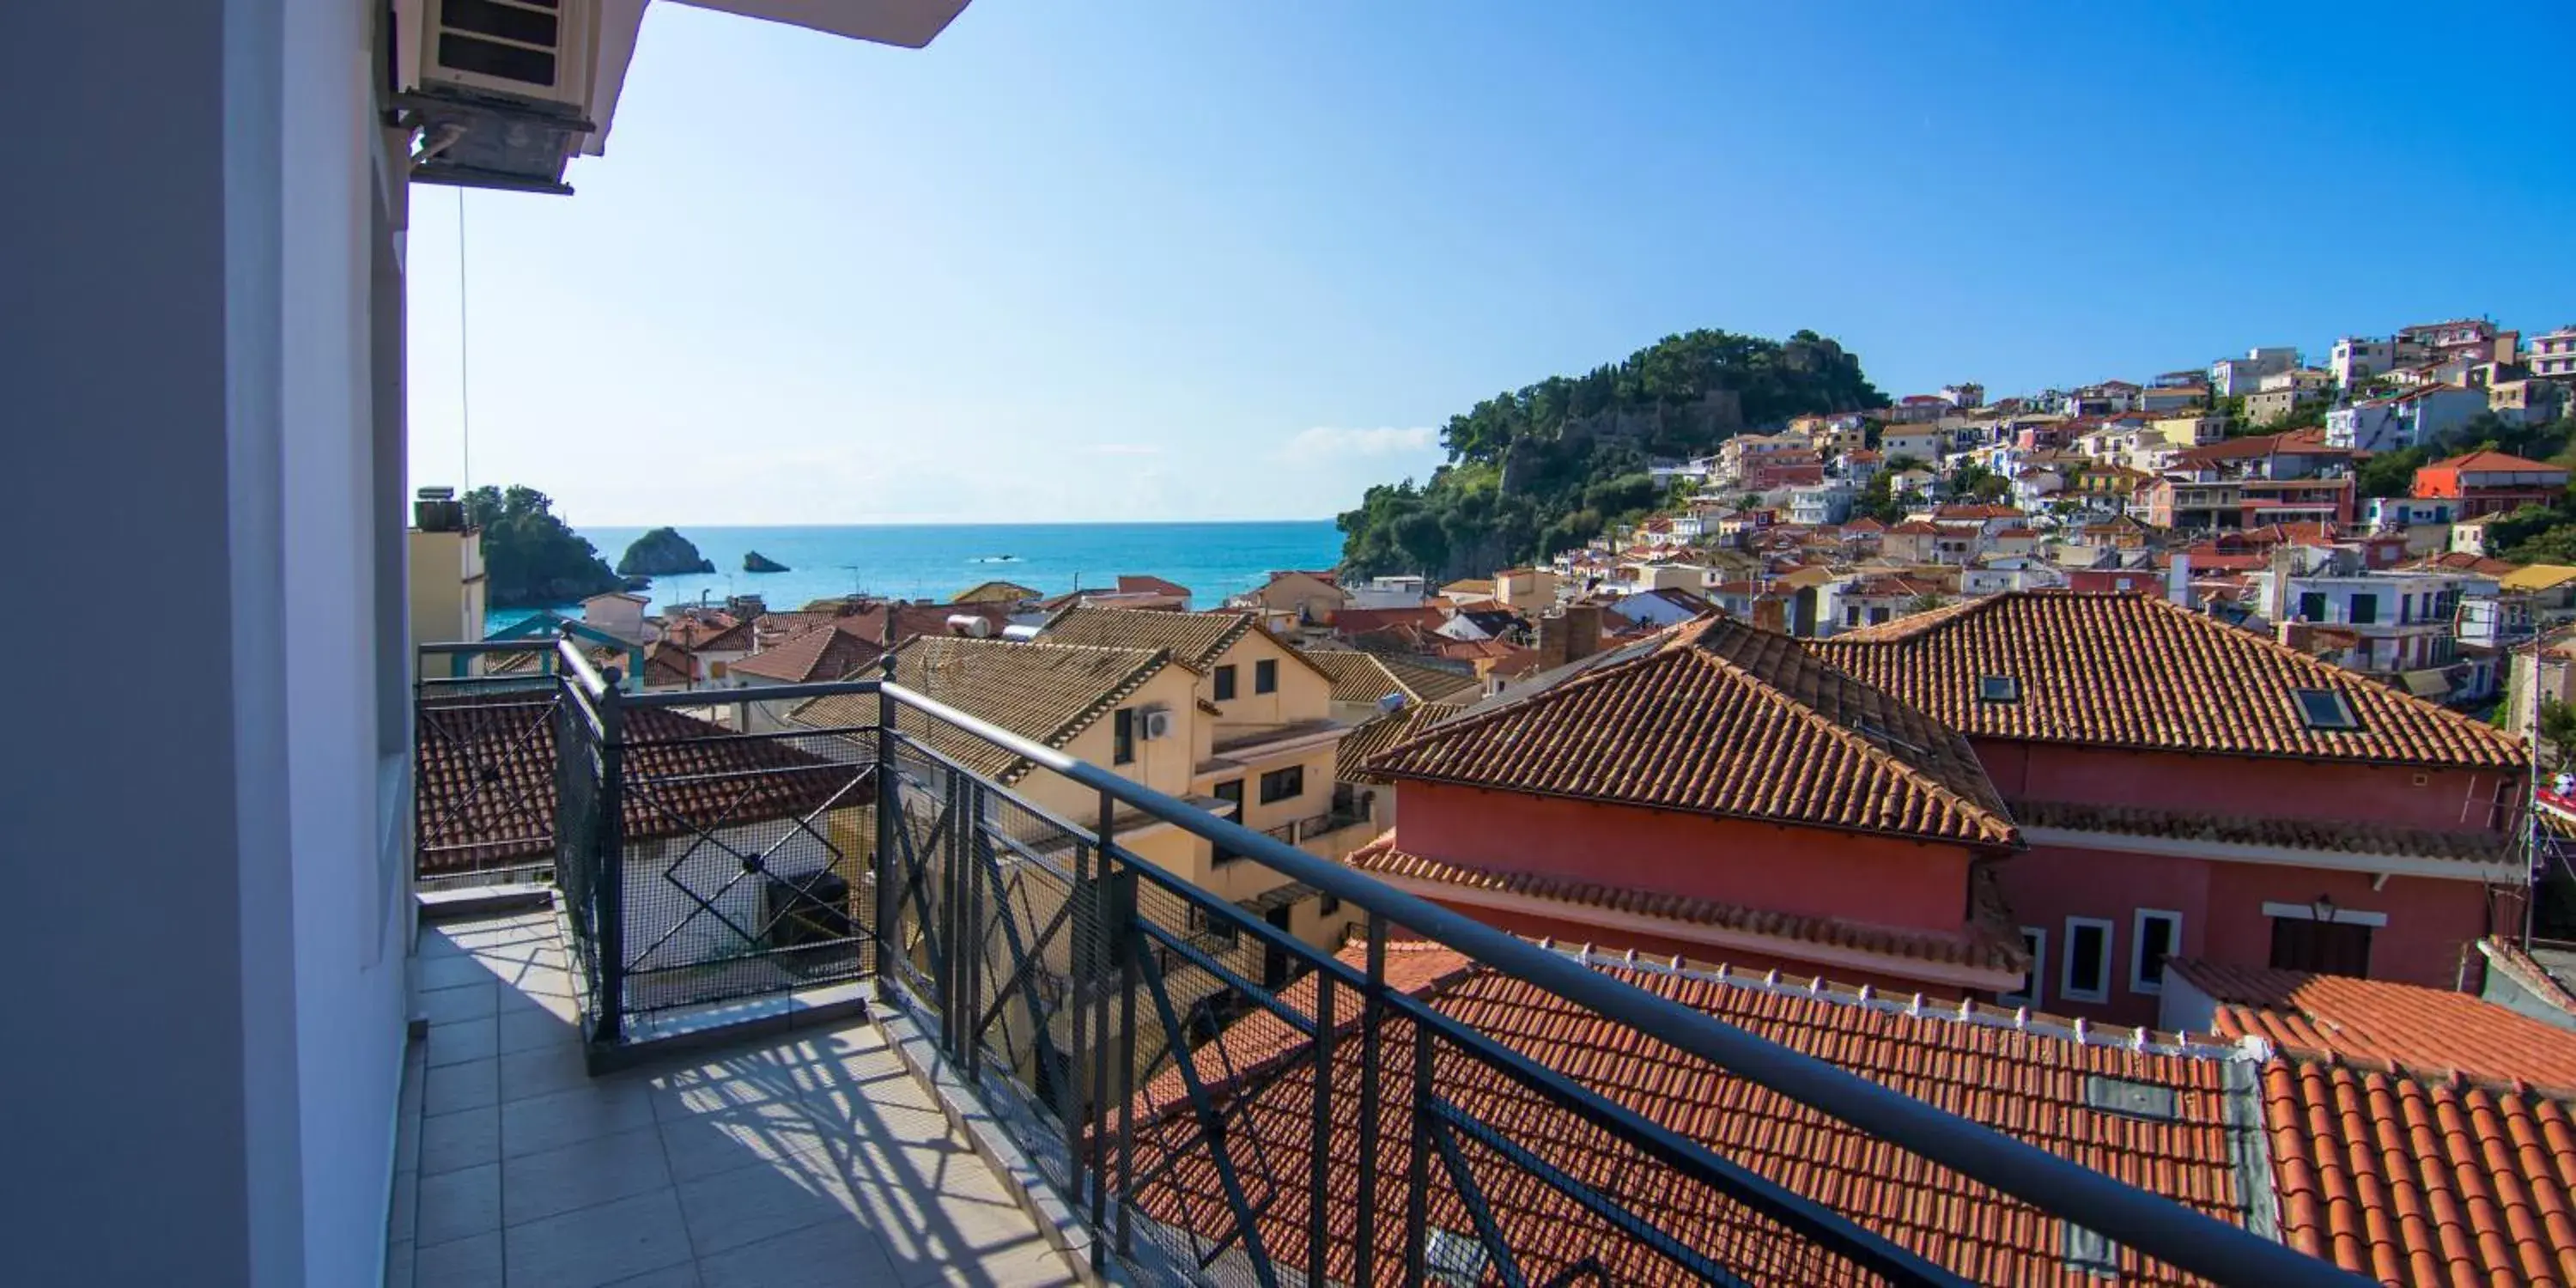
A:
[1335,329,1889,580]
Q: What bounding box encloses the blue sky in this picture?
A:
[405,2,2575,526]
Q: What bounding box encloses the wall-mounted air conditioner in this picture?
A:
[1139,708,1174,741]
[416,0,596,107]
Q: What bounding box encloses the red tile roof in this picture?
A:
[2261,1060,2576,1285]
[1127,942,2254,1286]
[1365,617,2018,847]
[1807,592,2523,769]
[2427,449,2566,474]
[2169,959,2576,1085]
[1116,574,1194,598]
[413,695,858,872]
[1329,605,1449,637]
[728,621,884,683]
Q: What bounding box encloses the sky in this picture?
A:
[404,1,2576,526]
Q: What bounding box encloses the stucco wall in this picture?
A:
[2000,838,2505,1024]
[1975,741,2513,835]
[1399,784,1979,935]
[1205,629,1333,731]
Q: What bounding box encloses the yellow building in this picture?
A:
[2146,413,2229,449]
[1242,569,1347,626]
[1492,567,1564,615]
[407,492,484,664]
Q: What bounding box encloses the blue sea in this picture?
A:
[489,521,1343,629]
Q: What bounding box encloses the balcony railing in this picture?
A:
[502,638,2355,1287]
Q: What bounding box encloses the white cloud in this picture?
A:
[1084,442,1163,457]
[1273,426,1440,464]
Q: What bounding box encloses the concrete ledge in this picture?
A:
[416,883,555,922]
[586,981,874,1075]
[877,1005,1109,1287]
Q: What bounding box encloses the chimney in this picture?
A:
[1537,611,1569,671]
[1565,602,1603,662]
[2166,552,2190,607]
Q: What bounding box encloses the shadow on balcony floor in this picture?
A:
[387,908,1081,1288]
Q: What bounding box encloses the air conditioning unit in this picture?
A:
[415,0,597,107]
[1139,708,1175,741]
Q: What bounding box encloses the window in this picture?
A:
[1213,665,1236,702]
[2131,909,2181,994]
[2265,902,2384,975]
[2291,688,2360,731]
[1844,605,1861,627]
[2062,917,2113,1003]
[1113,708,1135,765]
[1259,765,1304,805]
[1978,675,2020,703]
[2348,593,2377,625]
[2269,917,2373,975]
[2297,591,2326,622]
[1255,659,1279,695]
[2002,927,2046,1006]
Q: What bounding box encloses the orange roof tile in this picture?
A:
[1127,942,2254,1286]
[2261,1060,2576,1285]
[2170,959,2576,1085]
[414,694,857,872]
[1807,592,2523,769]
[1367,617,2017,847]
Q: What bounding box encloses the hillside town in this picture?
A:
[402,321,2576,1281]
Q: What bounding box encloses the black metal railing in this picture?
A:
[521,639,2360,1288]
[412,640,573,889]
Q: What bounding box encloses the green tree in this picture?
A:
[2354,447,2430,500]
[1334,326,1893,577]
[465,485,622,608]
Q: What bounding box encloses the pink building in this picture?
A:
[1354,617,2030,996]
[1814,592,2524,1023]
[1357,593,2526,1027]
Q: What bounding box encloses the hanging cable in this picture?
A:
[458,187,472,494]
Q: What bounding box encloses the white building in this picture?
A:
[2331,336,2417,387]
[2325,385,2489,453]
[2208,347,2300,397]
[1787,479,1856,526]
[2531,326,2576,380]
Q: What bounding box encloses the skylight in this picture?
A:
[2292,688,2360,732]
[1978,675,2020,703]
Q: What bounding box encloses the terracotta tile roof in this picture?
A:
[1297,647,1479,708]
[1328,605,1449,637]
[414,695,859,872]
[2170,960,2576,1085]
[1367,617,2019,847]
[949,579,1042,605]
[1116,574,1193,598]
[1346,831,2030,979]
[2008,799,2516,867]
[1037,605,1254,670]
[1335,702,1473,784]
[2261,1060,2576,1285]
[1127,942,2253,1286]
[793,636,1173,783]
[1806,592,2524,769]
[728,622,883,683]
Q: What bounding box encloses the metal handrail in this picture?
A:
[876,678,2361,1288]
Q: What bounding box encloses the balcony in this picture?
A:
[404,637,2358,1286]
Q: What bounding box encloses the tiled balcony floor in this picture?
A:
[387,908,1082,1288]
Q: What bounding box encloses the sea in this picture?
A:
[489,520,1343,630]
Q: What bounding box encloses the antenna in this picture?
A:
[456,188,471,494]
